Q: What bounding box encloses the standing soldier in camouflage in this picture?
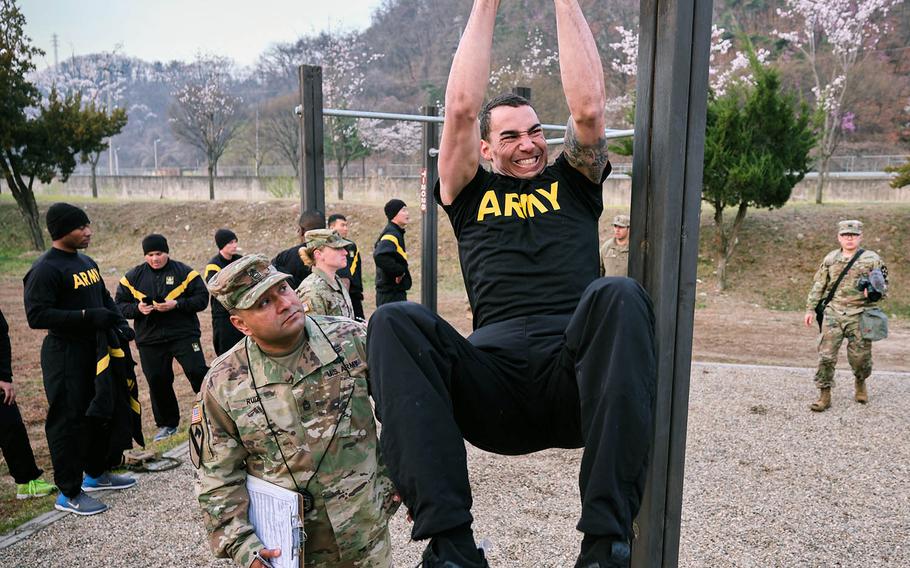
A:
[804,220,889,412]
[296,229,356,319]
[329,214,366,320]
[204,228,244,355]
[600,214,630,277]
[192,255,399,568]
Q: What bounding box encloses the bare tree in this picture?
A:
[169,55,241,200]
[261,94,299,176]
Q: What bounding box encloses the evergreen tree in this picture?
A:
[702,48,816,290]
[0,0,127,249]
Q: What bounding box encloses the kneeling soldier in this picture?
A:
[192,255,398,568]
[296,229,356,319]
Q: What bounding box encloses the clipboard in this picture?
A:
[246,474,305,568]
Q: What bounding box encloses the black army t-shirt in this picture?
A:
[435,153,608,329]
[23,248,115,339]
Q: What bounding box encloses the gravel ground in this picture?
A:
[1,362,908,567]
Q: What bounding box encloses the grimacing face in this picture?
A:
[480,104,548,179]
[229,280,306,352]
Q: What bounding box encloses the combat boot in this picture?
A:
[854,378,868,404]
[810,388,831,412]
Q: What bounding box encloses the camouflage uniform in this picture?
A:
[599,238,629,277]
[296,268,355,319]
[805,223,888,389]
[600,214,630,277]
[192,255,398,568]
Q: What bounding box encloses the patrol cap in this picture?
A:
[838,219,863,235]
[206,254,292,311]
[303,229,352,251]
[612,214,630,228]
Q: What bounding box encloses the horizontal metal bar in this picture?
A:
[547,129,635,145]
[322,107,570,131]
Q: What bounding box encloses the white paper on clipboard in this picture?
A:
[246,474,304,568]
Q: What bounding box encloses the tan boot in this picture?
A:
[810,388,832,412]
[854,379,868,404]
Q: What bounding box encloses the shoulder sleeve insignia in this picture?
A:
[189,401,205,469]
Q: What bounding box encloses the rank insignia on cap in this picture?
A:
[247,267,265,283]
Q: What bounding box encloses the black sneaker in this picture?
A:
[574,539,631,568]
[420,541,490,568]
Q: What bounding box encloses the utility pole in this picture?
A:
[107,71,114,175]
[51,34,59,72]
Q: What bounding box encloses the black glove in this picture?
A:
[83,308,121,329]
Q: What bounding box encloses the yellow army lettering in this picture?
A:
[476,182,561,222]
[72,268,102,289]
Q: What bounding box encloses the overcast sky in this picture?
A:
[22,0,385,69]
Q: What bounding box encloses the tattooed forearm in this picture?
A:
[564,119,610,184]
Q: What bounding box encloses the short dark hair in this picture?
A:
[479,93,534,141]
[298,209,325,232]
[327,213,347,226]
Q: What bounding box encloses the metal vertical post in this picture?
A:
[511,86,531,101]
[298,65,325,213]
[420,105,439,312]
[629,0,713,566]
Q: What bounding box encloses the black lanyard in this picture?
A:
[245,324,357,514]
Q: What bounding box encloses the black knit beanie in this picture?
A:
[141,234,169,254]
[384,199,407,221]
[214,228,237,250]
[46,203,90,240]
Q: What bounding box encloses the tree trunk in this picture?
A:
[336,159,345,200]
[208,163,215,201]
[1,161,46,250]
[713,205,729,291]
[714,202,749,291]
[91,162,98,198]
[815,155,829,205]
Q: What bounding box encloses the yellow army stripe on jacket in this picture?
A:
[204,264,221,282]
[119,277,147,302]
[166,270,200,301]
[96,348,140,413]
[380,235,408,261]
[350,251,360,276]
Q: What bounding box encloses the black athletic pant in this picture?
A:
[138,338,208,428]
[41,336,119,497]
[375,290,407,307]
[367,277,656,543]
[0,399,43,484]
[350,293,365,320]
[212,316,244,356]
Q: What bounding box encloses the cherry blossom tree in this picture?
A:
[359,119,422,159]
[774,0,900,203]
[34,50,129,196]
[169,55,241,200]
[315,31,381,200]
[489,28,559,91]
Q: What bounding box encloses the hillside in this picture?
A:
[2,196,908,318]
[25,0,910,172]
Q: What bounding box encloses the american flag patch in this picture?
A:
[191,403,202,425]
